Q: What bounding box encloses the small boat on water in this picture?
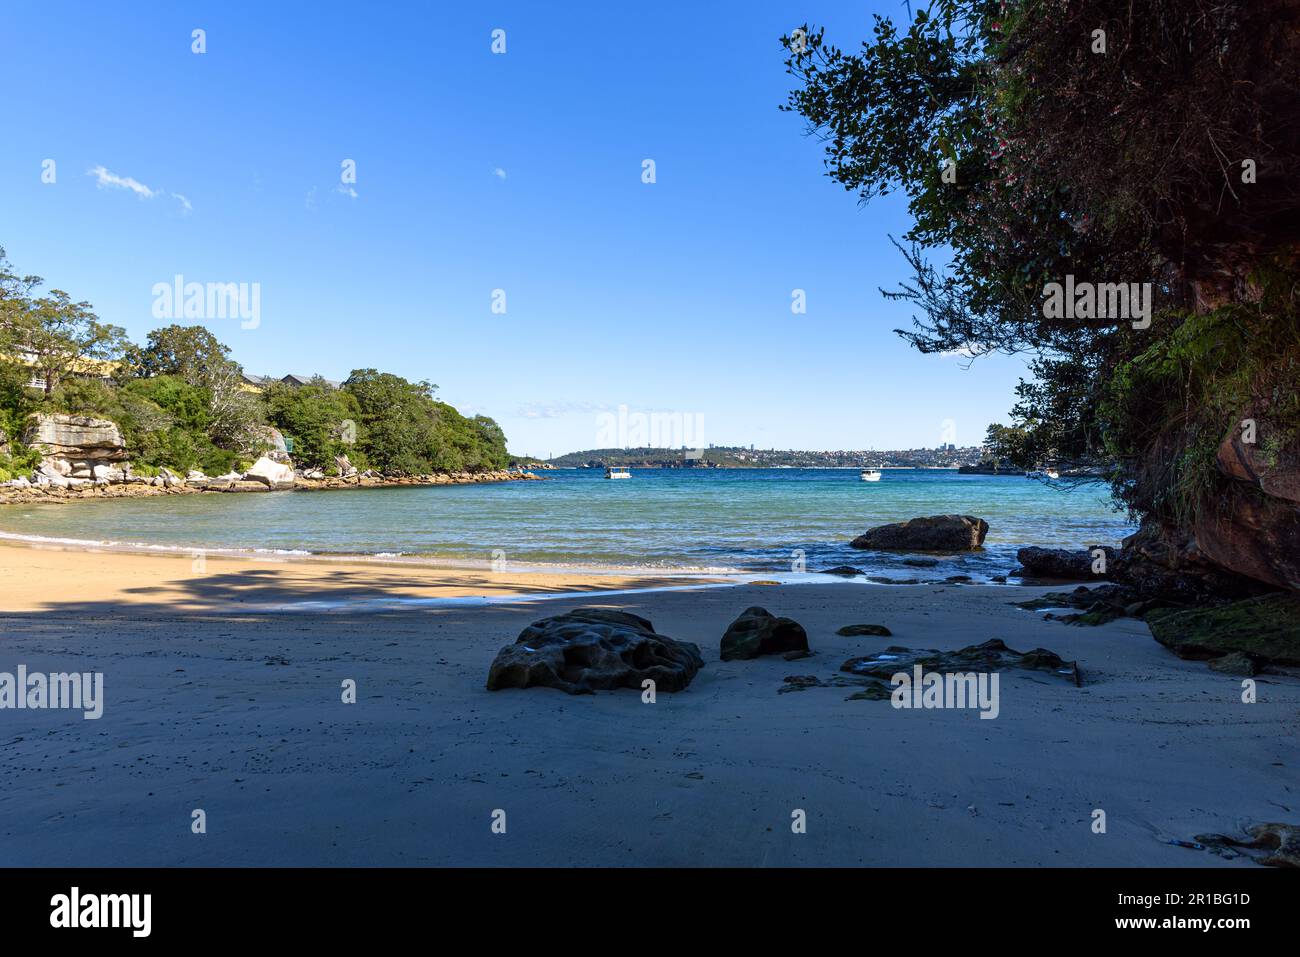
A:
[605,467,631,480]
[859,468,882,482]
[1027,468,1060,480]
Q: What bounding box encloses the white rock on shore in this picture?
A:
[243,456,295,488]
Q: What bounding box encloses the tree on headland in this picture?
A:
[343,369,440,475]
[121,324,233,385]
[782,0,1300,586]
[0,248,129,396]
[340,369,510,474]
[120,323,263,452]
[0,249,515,480]
[263,376,360,468]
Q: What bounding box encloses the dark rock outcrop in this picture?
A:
[1121,415,1300,593]
[1217,418,1300,505]
[842,638,1081,687]
[820,565,863,577]
[1191,484,1300,591]
[1016,546,1114,581]
[485,608,704,694]
[1013,584,1149,625]
[720,606,809,661]
[850,515,988,552]
[1145,593,1300,668]
[1018,523,1278,606]
[836,623,892,636]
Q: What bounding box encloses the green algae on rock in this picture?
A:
[1145,593,1300,667]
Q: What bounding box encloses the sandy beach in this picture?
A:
[0,540,724,613]
[1,540,1294,867]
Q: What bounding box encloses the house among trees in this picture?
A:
[240,372,342,393]
[8,348,118,392]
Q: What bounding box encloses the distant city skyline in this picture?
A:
[0,0,1032,458]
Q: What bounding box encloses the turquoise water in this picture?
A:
[0,468,1132,580]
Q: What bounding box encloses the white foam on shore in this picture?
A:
[0,529,312,557]
[0,528,749,578]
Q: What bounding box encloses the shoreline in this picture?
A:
[0,534,1061,604]
[0,468,542,506]
[0,538,1040,614]
[0,538,735,614]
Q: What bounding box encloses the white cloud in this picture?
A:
[89,165,192,212]
[88,165,157,198]
[335,184,359,199]
[492,167,507,180]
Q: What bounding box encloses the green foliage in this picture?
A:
[119,324,232,385]
[2,247,511,478]
[123,376,212,433]
[41,374,237,474]
[983,423,1029,465]
[344,369,437,474]
[782,1,1299,533]
[342,369,507,474]
[263,377,360,468]
[1098,264,1300,526]
[0,247,129,396]
[0,359,38,439]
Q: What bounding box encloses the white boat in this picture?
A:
[859,469,882,482]
[605,467,631,480]
[1027,468,1060,481]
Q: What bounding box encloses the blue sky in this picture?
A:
[1,0,1029,457]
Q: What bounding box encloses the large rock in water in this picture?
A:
[22,413,128,477]
[242,455,295,488]
[850,515,988,552]
[485,608,704,694]
[720,606,809,660]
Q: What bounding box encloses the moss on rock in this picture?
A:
[1145,593,1300,666]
